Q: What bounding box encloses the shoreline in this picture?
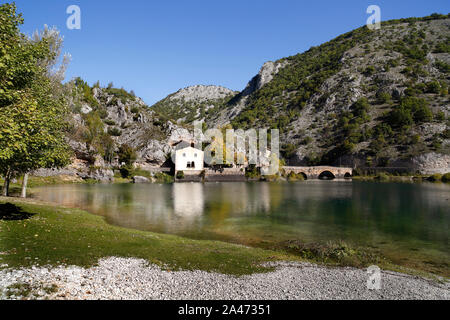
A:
[0,195,449,300]
[1,257,448,300]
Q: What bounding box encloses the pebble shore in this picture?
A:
[0,257,448,300]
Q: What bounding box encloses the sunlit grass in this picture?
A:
[0,198,298,275]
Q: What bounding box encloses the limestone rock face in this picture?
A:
[209,60,287,127]
[167,85,235,102]
[242,61,288,96]
[410,153,450,174]
[152,85,237,124]
[132,176,151,183]
[79,168,114,183]
[167,125,193,145]
[138,140,171,165]
[80,104,92,114]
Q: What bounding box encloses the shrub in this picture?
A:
[106,87,136,103]
[119,165,134,179]
[434,60,450,73]
[154,172,174,183]
[287,171,305,182]
[117,144,137,166]
[376,92,392,104]
[301,136,313,145]
[441,173,450,183]
[98,108,108,119]
[393,97,433,124]
[433,42,450,53]
[426,81,441,94]
[428,173,442,182]
[352,98,370,116]
[413,104,433,123]
[411,134,421,144]
[176,171,185,180]
[108,127,122,136]
[131,107,140,114]
[431,135,442,150]
[104,119,116,126]
[281,143,298,159]
[364,66,376,76]
[389,107,413,128]
[435,111,445,121]
[376,173,390,181]
[442,129,450,139]
[245,165,261,179]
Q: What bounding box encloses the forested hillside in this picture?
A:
[153,14,450,169]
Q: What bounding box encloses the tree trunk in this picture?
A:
[21,173,29,198]
[2,168,11,197]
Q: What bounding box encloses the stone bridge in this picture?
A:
[282,166,353,180]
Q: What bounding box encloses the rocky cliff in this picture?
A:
[151,85,237,124]
[56,14,450,178]
[151,14,450,172]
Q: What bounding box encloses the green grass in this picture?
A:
[0,175,86,197]
[353,173,450,184]
[0,198,298,275]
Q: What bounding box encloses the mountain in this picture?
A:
[51,13,450,179]
[52,79,195,181]
[152,14,450,172]
[152,85,238,124]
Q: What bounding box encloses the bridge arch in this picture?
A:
[299,172,308,180]
[318,171,336,180]
[344,172,352,179]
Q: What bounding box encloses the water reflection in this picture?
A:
[173,183,204,217]
[33,181,450,270]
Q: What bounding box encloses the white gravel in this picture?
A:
[0,257,448,300]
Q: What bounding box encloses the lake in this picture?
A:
[32,181,449,275]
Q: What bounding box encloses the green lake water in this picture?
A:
[33,181,449,275]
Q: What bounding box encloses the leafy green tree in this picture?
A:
[389,107,413,128]
[0,3,71,197]
[425,81,441,94]
[118,144,137,166]
[376,91,392,104]
[402,97,433,123]
[352,98,370,117]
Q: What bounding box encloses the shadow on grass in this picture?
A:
[0,203,35,221]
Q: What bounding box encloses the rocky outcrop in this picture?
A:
[151,85,237,124]
[132,176,151,183]
[138,140,171,165]
[209,61,288,127]
[401,153,450,175]
[78,168,114,183]
[241,61,288,97]
[46,15,450,175]
[167,85,235,102]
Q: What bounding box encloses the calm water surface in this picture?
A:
[33,181,449,274]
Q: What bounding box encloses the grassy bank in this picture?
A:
[1,198,446,280]
[0,198,298,275]
[353,172,450,183]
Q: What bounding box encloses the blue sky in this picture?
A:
[5,0,450,105]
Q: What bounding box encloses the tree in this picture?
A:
[0,3,71,197]
[117,144,137,166]
[389,107,413,128]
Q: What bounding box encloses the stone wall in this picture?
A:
[282,166,353,179]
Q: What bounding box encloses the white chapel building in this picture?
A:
[174,143,204,172]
